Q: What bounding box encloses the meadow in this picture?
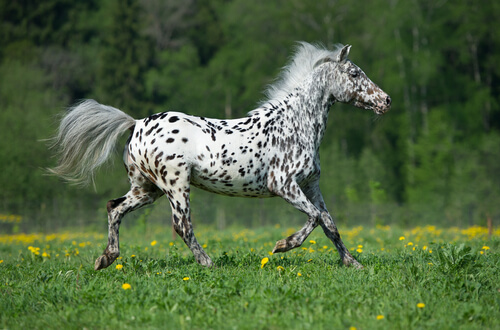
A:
[1,223,499,329]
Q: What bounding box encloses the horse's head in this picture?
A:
[319,45,391,115]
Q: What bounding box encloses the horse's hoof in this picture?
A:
[272,239,288,253]
[343,258,364,269]
[94,255,110,270]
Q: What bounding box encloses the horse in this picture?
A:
[49,42,391,270]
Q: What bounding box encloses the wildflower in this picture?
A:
[307,259,312,262]
[323,245,328,250]
[482,246,490,250]
[277,266,284,271]
[250,248,255,252]
[151,240,157,246]
[417,303,425,309]
[261,257,269,268]
[399,236,405,241]
[42,252,49,258]
[376,315,384,320]
[116,264,123,270]
[79,242,86,247]
[122,283,132,290]
[356,248,363,253]
[350,327,357,330]
[480,251,484,255]
[357,245,363,249]
[309,240,316,244]
[183,277,190,281]
[169,242,174,246]
[297,272,302,277]
[268,251,274,256]
[407,242,413,246]
[0,260,3,264]
[202,244,207,248]
[131,254,136,258]
[423,246,428,250]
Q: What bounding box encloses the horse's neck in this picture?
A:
[284,81,332,149]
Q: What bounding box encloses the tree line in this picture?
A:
[0,0,498,231]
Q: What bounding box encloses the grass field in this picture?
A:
[1,223,499,329]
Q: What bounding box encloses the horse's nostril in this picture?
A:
[386,96,392,105]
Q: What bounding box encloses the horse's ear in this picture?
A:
[336,44,351,62]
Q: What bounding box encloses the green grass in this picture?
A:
[1,225,499,329]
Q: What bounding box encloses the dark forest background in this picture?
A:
[1,0,499,232]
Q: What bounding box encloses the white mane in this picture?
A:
[258,42,344,109]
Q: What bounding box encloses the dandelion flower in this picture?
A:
[349,327,357,330]
[423,246,428,250]
[169,242,174,246]
[482,246,490,250]
[268,251,274,256]
[356,248,363,253]
[42,252,49,258]
[399,236,405,241]
[116,264,123,270]
[261,257,269,268]
[307,259,312,262]
[417,303,425,308]
[277,266,284,271]
[297,272,302,277]
[202,244,207,248]
[151,240,157,246]
[357,245,363,249]
[376,315,384,320]
[122,283,131,290]
[408,242,413,246]
[309,240,316,244]
[0,260,3,264]
[183,277,190,281]
[480,251,484,255]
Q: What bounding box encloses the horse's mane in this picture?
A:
[256,42,344,110]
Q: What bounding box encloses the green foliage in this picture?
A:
[0,0,499,228]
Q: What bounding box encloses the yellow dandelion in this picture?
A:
[357,245,363,248]
[268,251,274,256]
[307,258,312,262]
[356,248,363,253]
[0,260,3,264]
[429,249,433,254]
[297,272,302,277]
[202,244,207,248]
[309,240,316,244]
[423,246,428,250]
[350,327,357,330]
[482,246,490,250]
[122,283,131,290]
[183,277,190,281]
[399,236,405,241]
[417,303,425,308]
[376,315,384,320]
[131,254,136,258]
[277,266,284,271]
[79,242,86,247]
[408,242,413,246]
[151,240,157,246]
[169,242,174,246]
[250,248,255,252]
[261,257,269,268]
[116,264,123,270]
[480,251,484,255]
[323,245,328,249]
[42,252,49,258]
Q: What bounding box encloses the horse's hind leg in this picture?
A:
[159,172,212,267]
[95,167,161,270]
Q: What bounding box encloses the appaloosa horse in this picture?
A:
[49,42,391,270]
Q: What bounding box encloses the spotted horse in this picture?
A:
[49,42,391,270]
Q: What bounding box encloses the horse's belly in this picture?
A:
[190,167,274,198]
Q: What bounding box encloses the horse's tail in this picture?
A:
[48,99,136,186]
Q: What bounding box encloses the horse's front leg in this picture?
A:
[269,179,321,253]
[303,182,363,269]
